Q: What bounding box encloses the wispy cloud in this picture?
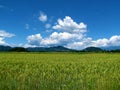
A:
[38,11,47,22]
[0,30,15,45]
[0,30,15,37]
[0,5,14,12]
[45,23,51,29]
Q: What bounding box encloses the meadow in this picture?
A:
[0,52,120,90]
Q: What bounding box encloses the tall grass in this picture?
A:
[0,53,120,90]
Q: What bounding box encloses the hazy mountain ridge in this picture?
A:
[27,46,74,52]
[0,45,120,52]
[0,45,11,51]
[0,45,74,52]
[101,46,120,50]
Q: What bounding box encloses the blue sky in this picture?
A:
[0,0,120,49]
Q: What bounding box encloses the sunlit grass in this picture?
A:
[0,52,120,90]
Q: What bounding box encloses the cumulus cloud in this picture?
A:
[92,38,109,47]
[0,30,15,45]
[26,16,120,50]
[41,32,83,46]
[53,16,87,33]
[38,12,47,22]
[26,16,87,49]
[66,36,120,50]
[109,35,120,46]
[66,37,93,50]
[27,34,42,46]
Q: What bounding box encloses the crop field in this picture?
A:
[0,52,120,90]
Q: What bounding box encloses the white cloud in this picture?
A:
[26,31,85,48]
[26,33,120,50]
[50,32,83,43]
[27,34,42,46]
[0,30,15,38]
[46,32,78,45]
[50,32,72,40]
[0,37,6,45]
[88,36,120,48]
[90,36,120,47]
[109,35,120,46]
[27,16,87,48]
[40,38,58,46]
[66,38,93,50]
[53,16,87,33]
[0,30,15,45]
[26,16,120,50]
[45,23,51,28]
[92,38,109,47]
[39,12,47,22]
[66,36,120,50]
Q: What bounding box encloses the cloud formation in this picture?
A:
[0,30,15,45]
[0,37,6,45]
[38,12,47,22]
[26,16,120,50]
[26,16,87,48]
[0,30,15,37]
[45,23,51,29]
[89,36,120,47]
[27,34,42,46]
[53,16,87,33]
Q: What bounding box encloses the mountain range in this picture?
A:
[0,45,120,52]
[101,46,120,50]
[0,45,74,52]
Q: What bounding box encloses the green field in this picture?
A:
[0,53,120,90]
